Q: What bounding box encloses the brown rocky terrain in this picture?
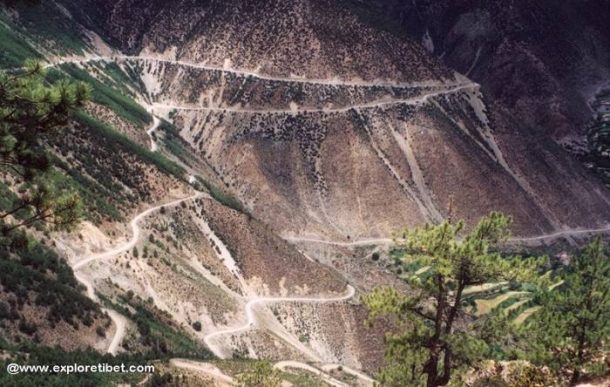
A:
[54,0,610,238]
[1,1,610,384]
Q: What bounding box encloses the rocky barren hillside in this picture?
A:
[55,0,610,237]
[1,0,610,385]
[362,0,610,136]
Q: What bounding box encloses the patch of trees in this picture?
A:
[365,212,610,386]
[0,229,100,330]
[1,60,87,234]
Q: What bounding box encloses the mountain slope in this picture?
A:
[1,0,610,384]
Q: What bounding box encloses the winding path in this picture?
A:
[43,54,464,90]
[71,195,371,380]
[285,224,610,248]
[146,116,161,152]
[71,192,204,354]
[169,359,234,385]
[509,225,610,243]
[275,361,350,387]
[203,285,356,359]
[150,83,476,115]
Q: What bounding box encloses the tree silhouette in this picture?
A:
[1,60,89,234]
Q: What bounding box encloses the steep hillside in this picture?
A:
[358,0,610,137]
[58,0,452,82]
[1,0,610,385]
[353,0,610,186]
[48,0,610,239]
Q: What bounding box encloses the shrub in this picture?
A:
[96,326,106,337]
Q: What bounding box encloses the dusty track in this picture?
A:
[146,115,161,152]
[275,361,350,387]
[43,54,462,89]
[169,359,234,385]
[509,225,610,243]
[71,193,204,354]
[203,285,356,360]
[286,224,610,247]
[150,83,477,115]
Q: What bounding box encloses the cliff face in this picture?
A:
[354,0,610,140]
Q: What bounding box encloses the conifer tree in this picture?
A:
[525,237,609,385]
[236,360,282,387]
[364,212,540,387]
[0,60,89,234]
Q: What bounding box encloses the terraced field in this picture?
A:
[466,279,564,325]
[401,256,563,327]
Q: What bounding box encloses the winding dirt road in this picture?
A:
[146,116,161,152]
[509,225,610,243]
[42,54,463,89]
[285,224,610,248]
[203,285,356,359]
[150,83,477,115]
[275,361,350,387]
[71,193,204,354]
[169,359,234,385]
[70,190,368,379]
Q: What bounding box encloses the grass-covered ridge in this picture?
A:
[49,64,152,127]
[2,1,89,56]
[74,111,185,179]
[0,21,42,68]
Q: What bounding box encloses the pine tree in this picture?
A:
[0,60,89,234]
[236,361,282,387]
[364,212,541,387]
[524,237,610,385]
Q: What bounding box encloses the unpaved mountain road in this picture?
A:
[168,358,374,387]
[150,83,477,115]
[146,115,161,152]
[68,190,372,380]
[73,193,204,271]
[169,359,234,385]
[42,54,465,89]
[203,285,356,360]
[106,309,128,355]
[284,236,393,247]
[275,361,351,387]
[322,363,376,386]
[285,224,610,248]
[71,193,204,354]
[509,225,610,243]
